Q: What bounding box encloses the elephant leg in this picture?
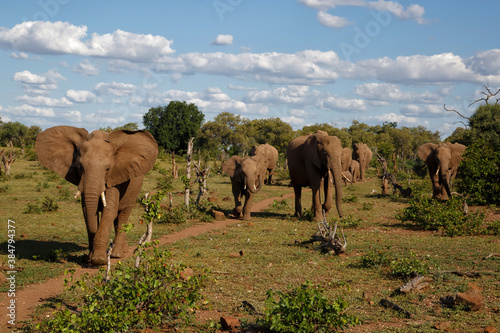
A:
[293,185,302,217]
[232,181,243,218]
[111,207,132,258]
[323,172,333,214]
[310,182,323,222]
[242,191,254,220]
[91,189,119,265]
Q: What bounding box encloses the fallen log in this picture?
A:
[380,298,412,318]
[398,275,433,294]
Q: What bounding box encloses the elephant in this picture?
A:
[341,147,352,173]
[349,160,360,183]
[417,142,467,200]
[222,155,264,220]
[342,170,353,187]
[287,130,343,222]
[249,143,279,185]
[35,126,158,265]
[353,143,373,181]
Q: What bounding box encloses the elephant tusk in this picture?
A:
[74,190,81,200]
[101,192,107,207]
[254,184,257,191]
[435,167,440,176]
[341,171,352,183]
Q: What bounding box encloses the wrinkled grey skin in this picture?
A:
[417,142,467,200]
[287,131,343,222]
[249,143,279,184]
[222,155,264,220]
[35,126,158,265]
[353,143,373,181]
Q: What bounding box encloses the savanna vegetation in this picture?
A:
[0,97,498,332]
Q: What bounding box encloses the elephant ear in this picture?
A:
[305,132,327,169]
[35,126,88,186]
[417,143,437,161]
[106,130,158,187]
[449,143,467,169]
[222,156,243,179]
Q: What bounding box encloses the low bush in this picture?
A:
[35,245,208,332]
[396,196,485,236]
[259,280,359,333]
[24,196,59,214]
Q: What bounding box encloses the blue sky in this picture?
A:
[1,1,499,139]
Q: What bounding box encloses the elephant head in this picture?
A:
[35,126,158,263]
[222,156,263,193]
[353,143,373,181]
[417,142,467,200]
[222,155,263,220]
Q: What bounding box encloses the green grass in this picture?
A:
[1,151,499,332]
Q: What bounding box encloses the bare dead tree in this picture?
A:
[193,159,211,206]
[184,137,194,207]
[469,84,500,106]
[377,154,411,197]
[1,150,16,176]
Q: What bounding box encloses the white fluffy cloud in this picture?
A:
[13,70,47,84]
[0,21,174,62]
[65,90,97,103]
[355,83,442,103]
[317,11,353,28]
[212,34,233,45]
[1,104,55,117]
[299,0,428,25]
[94,81,136,97]
[73,59,99,76]
[15,95,72,107]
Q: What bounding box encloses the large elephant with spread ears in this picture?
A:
[417,142,467,200]
[249,143,279,185]
[353,143,373,181]
[222,155,264,220]
[287,131,343,221]
[35,126,158,265]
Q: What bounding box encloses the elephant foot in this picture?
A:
[90,253,108,266]
[111,242,129,258]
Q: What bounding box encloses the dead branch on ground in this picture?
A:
[295,212,347,255]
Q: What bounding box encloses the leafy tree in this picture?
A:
[249,117,295,154]
[0,122,29,147]
[196,112,253,156]
[144,102,204,153]
[467,103,500,150]
[299,123,352,147]
[347,120,377,147]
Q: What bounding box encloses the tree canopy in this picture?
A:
[143,101,205,153]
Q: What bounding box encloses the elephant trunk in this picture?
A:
[330,154,344,218]
[440,169,452,199]
[246,174,262,193]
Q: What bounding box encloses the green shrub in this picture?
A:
[36,245,208,332]
[259,281,359,333]
[340,215,362,228]
[14,172,33,179]
[24,196,59,214]
[396,196,485,236]
[270,199,291,209]
[358,250,390,268]
[487,220,500,235]
[457,139,500,205]
[342,194,358,203]
[157,205,188,224]
[389,251,428,279]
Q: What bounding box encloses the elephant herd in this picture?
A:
[224,131,373,223]
[34,126,467,266]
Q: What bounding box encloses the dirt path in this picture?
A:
[0,192,295,330]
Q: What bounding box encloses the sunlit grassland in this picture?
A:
[1,151,499,331]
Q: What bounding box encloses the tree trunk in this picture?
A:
[184,137,194,207]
